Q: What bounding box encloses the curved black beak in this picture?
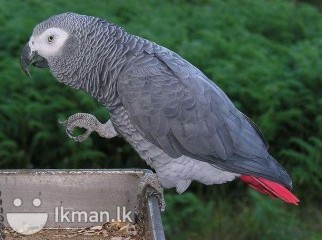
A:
[20,43,48,77]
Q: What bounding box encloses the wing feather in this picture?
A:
[117,45,292,188]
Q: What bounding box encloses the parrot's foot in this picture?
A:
[135,172,165,221]
[59,113,118,142]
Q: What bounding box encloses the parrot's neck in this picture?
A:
[80,32,150,112]
[55,23,132,111]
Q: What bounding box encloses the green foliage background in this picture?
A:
[0,0,321,239]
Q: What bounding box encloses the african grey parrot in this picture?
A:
[20,13,299,208]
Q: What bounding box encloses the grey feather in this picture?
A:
[118,45,292,188]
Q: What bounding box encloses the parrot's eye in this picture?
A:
[47,35,55,43]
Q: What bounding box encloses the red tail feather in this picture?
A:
[240,175,299,205]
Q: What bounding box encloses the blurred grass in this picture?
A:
[0,0,321,239]
[164,189,322,240]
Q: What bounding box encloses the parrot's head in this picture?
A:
[20,12,111,88]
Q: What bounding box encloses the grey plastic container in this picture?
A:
[0,169,165,240]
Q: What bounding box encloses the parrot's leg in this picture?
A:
[59,113,118,142]
[176,179,192,194]
[135,172,165,221]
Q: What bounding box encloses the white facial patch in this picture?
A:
[29,28,69,59]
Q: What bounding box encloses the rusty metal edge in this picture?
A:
[147,195,166,240]
[0,168,151,175]
[0,190,4,240]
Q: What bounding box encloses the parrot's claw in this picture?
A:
[59,113,99,142]
[59,113,118,142]
[135,172,165,221]
[61,123,91,142]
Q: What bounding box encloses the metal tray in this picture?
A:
[0,169,165,240]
